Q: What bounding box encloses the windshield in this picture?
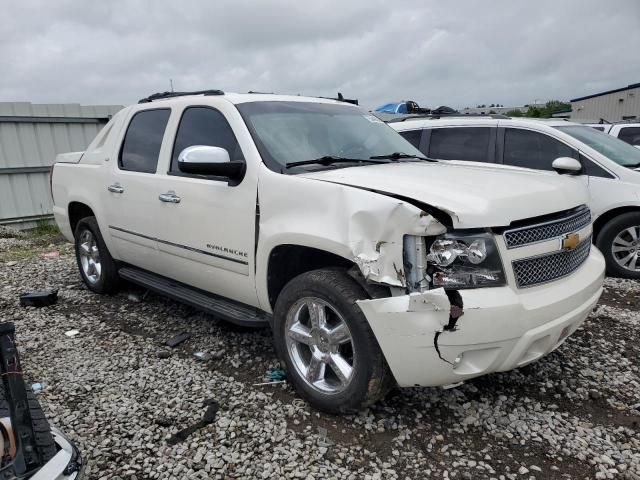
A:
[555,125,640,167]
[236,101,425,172]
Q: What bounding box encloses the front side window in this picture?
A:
[119,109,171,173]
[503,128,575,170]
[236,101,424,172]
[171,107,244,174]
[555,125,640,167]
[429,127,491,162]
[618,127,640,147]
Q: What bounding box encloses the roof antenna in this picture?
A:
[170,79,174,93]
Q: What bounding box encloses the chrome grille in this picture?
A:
[512,235,592,288]
[504,206,591,249]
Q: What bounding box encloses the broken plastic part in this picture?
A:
[166,332,191,348]
[19,290,58,308]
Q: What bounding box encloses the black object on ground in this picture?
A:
[19,290,58,308]
[165,332,191,348]
[167,399,220,445]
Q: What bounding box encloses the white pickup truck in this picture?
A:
[51,90,604,412]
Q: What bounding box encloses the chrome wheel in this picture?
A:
[611,226,640,272]
[284,297,355,394]
[78,230,102,284]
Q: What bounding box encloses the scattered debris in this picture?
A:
[157,350,171,359]
[254,368,287,385]
[31,383,44,393]
[127,292,142,303]
[193,352,212,362]
[317,427,334,447]
[267,369,286,381]
[253,380,287,386]
[210,350,225,360]
[5,261,18,267]
[41,251,60,259]
[64,329,80,337]
[166,332,191,348]
[167,398,219,445]
[19,290,58,307]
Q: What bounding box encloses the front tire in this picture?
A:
[273,269,394,413]
[596,213,640,279]
[74,216,120,293]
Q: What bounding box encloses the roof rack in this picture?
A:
[386,113,509,123]
[138,89,224,103]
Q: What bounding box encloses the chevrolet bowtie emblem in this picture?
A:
[562,233,580,250]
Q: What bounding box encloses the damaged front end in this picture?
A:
[355,204,603,388]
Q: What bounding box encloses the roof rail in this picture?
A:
[386,113,509,123]
[138,89,224,103]
[317,92,359,105]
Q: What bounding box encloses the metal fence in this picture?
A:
[0,102,123,229]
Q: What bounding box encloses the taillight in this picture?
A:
[49,164,54,202]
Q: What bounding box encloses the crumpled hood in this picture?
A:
[299,161,589,228]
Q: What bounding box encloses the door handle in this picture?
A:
[107,184,124,194]
[159,192,181,203]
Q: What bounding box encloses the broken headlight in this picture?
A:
[427,232,505,288]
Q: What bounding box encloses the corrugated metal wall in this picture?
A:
[0,102,122,228]
[571,86,640,122]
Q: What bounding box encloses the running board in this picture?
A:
[118,267,270,327]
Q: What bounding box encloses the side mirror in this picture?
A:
[178,145,245,182]
[552,157,582,175]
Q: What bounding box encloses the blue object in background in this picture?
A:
[375,102,409,114]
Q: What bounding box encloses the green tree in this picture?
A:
[506,109,524,117]
[522,100,571,118]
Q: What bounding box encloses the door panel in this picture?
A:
[150,105,259,307]
[101,108,171,271]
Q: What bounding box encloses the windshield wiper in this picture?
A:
[285,156,390,168]
[624,162,640,169]
[369,152,435,162]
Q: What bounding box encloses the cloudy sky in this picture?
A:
[2,0,639,110]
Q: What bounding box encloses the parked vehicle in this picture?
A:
[585,122,640,148]
[51,90,604,412]
[391,116,640,279]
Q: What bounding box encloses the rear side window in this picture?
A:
[429,127,491,162]
[399,130,422,149]
[618,127,640,146]
[119,109,171,173]
[171,107,244,173]
[503,128,575,170]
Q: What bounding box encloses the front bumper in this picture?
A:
[357,248,605,387]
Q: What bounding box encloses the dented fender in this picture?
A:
[349,201,446,287]
[255,169,447,310]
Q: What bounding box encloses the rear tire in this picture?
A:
[74,216,120,293]
[273,268,394,413]
[596,213,640,279]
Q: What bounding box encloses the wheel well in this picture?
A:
[267,245,355,309]
[68,202,95,236]
[593,207,640,241]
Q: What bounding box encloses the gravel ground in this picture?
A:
[0,229,638,480]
